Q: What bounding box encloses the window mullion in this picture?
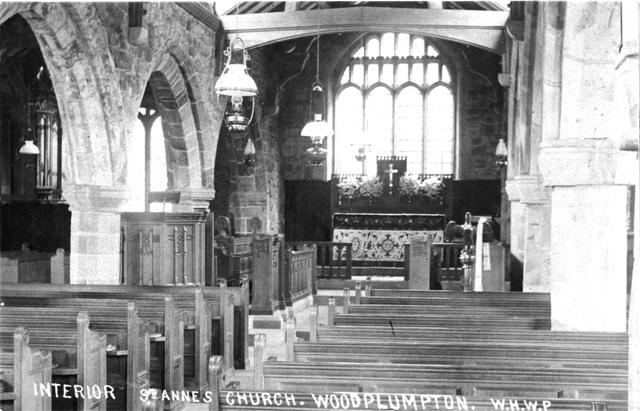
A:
[422,90,428,174]
[391,90,396,156]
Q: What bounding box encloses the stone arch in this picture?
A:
[2,3,127,188]
[147,54,203,190]
[167,47,218,189]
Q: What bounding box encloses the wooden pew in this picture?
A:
[0,311,108,410]
[261,361,627,401]
[0,296,185,403]
[315,325,629,349]
[358,295,551,312]
[0,327,52,411]
[331,311,551,329]
[332,289,551,329]
[369,288,550,302]
[348,303,550,317]
[0,281,248,391]
[0,306,145,410]
[291,340,628,370]
[206,354,627,411]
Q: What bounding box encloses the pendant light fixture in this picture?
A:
[495,138,508,168]
[216,35,257,133]
[243,137,256,167]
[18,88,39,156]
[215,4,257,133]
[301,34,333,166]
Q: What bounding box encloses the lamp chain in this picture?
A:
[315,35,320,83]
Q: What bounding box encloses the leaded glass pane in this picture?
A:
[365,87,393,175]
[395,87,423,173]
[351,64,364,86]
[411,63,424,85]
[340,67,350,84]
[426,63,439,85]
[380,63,394,85]
[335,87,364,174]
[366,37,380,58]
[396,33,410,57]
[380,33,395,57]
[411,37,425,57]
[367,64,379,86]
[441,65,451,83]
[395,63,409,87]
[425,86,454,174]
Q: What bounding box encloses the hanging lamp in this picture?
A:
[495,138,508,168]
[302,35,333,166]
[216,32,258,133]
[243,137,256,167]
[18,90,39,156]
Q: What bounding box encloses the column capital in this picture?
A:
[538,138,637,188]
[176,188,215,212]
[63,184,128,213]
[505,175,550,204]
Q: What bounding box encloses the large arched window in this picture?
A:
[334,33,455,175]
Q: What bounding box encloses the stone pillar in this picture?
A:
[506,176,551,292]
[618,2,639,407]
[539,140,636,331]
[231,190,268,236]
[505,190,525,262]
[64,184,128,284]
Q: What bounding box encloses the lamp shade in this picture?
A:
[215,64,258,97]
[19,140,40,155]
[244,138,256,156]
[301,114,334,137]
[495,138,507,157]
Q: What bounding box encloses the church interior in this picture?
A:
[0,1,638,410]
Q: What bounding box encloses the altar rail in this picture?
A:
[434,242,464,282]
[404,242,465,286]
[287,241,352,280]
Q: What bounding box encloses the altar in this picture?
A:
[332,213,445,263]
[331,156,447,264]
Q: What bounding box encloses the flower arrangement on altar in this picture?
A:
[399,175,444,199]
[337,176,384,200]
[358,176,384,198]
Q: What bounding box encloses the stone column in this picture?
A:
[505,188,525,263]
[617,1,639,407]
[64,184,128,284]
[539,140,636,332]
[506,176,550,292]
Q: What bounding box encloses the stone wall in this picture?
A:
[456,46,506,180]
[0,3,224,283]
[215,46,284,235]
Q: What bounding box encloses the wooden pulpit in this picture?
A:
[121,212,207,285]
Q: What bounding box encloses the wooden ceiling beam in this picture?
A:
[220,6,507,53]
[176,3,221,31]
